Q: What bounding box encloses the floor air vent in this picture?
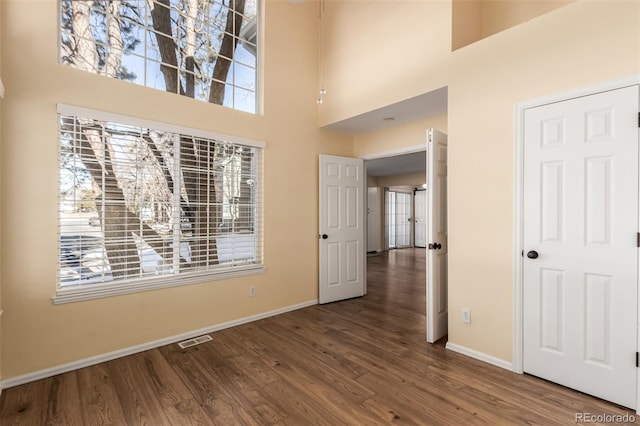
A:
[177,334,212,349]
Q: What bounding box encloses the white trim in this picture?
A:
[515,74,640,110]
[513,74,640,407]
[54,265,265,305]
[445,342,514,371]
[358,143,426,160]
[56,104,266,149]
[0,299,318,389]
[513,96,526,374]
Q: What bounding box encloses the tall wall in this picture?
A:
[324,0,640,362]
[0,0,3,388]
[447,0,639,360]
[0,0,352,381]
[319,1,451,127]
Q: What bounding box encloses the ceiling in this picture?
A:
[329,87,445,178]
[323,86,447,135]
[365,151,426,177]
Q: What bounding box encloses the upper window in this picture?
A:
[56,105,264,303]
[60,0,259,114]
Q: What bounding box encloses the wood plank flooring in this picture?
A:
[1,248,638,425]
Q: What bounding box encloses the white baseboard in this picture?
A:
[446,342,514,372]
[0,299,318,390]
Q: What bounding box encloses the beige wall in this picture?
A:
[453,0,574,50]
[324,0,640,362]
[376,173,426,189]
[354,114,448,158]
[447,0,639,361]
[319,1,451,127]
[481,0,574,38]
[0,0,352,380]
[0,0,3,386]
[452,0,484,51]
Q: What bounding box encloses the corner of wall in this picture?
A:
[0,0,4,390]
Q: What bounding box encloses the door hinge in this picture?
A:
[636,352,638,368]
[638,112,640,128]
[637,232,640,248]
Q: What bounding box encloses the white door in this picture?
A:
[414,190,427,248]
[367,187,378,252]
[427,129,448,343]
[319,155,365,304]
[523,86,639,409]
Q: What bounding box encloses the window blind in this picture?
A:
[57,109,263,302]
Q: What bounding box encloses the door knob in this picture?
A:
[527,250,539,259]
[321,234,328,240]
[429,243,442,250]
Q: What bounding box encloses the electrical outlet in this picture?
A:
[462,308,471,324]
[250,286,256,297]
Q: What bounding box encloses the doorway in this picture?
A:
[363,128,448,344]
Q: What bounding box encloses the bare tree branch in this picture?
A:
[184,0,199,98]
[149,0,184,94]
[209,0,246,105]
[103,0,124,77]
[71,1,99,73]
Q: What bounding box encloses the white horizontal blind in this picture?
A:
[58,111,263,295]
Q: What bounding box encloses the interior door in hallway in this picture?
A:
[523,85,639,409]
[319,155,365,304]
[427,129,448,343]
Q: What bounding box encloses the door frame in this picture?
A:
[513,74,640,411]
[361,142,438,342]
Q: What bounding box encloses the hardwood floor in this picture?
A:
[1,248,637,425]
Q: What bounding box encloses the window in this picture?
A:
[60,0,259,113]
[386,190,411,249]
[56,105,264,303]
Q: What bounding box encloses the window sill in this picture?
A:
[53,265,265,305]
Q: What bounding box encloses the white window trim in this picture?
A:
[54,265,265,304]
[57,104,266,149]
[54,104,266,305]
